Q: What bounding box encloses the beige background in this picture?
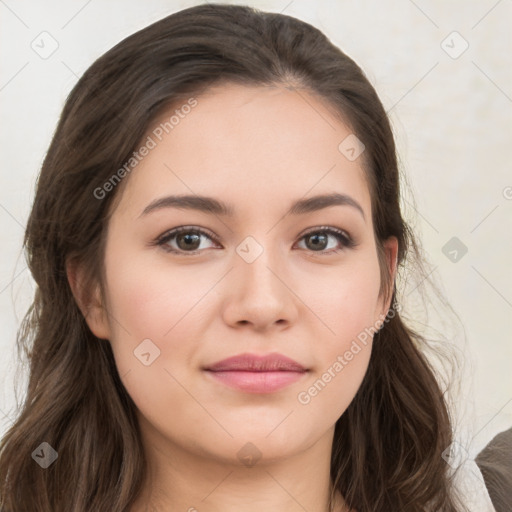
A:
[1,1,511,508]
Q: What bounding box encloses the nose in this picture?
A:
[221,239,299,333]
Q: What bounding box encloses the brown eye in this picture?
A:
[175,232,201,251]
[297,227,355,254]
[157,227,218,254]
[305,232,329,251]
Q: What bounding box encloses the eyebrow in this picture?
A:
[139,192,365,221]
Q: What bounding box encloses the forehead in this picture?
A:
[114,82,372,222]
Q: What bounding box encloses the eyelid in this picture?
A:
[298,225,352,242]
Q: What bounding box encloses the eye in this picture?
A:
[155,226,219,255]
[154,225,356,256]
[295,226,356,255]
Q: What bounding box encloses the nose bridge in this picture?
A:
[234,233,285,293]
[223,232,296,329]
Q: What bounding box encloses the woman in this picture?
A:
[0,3,471,511]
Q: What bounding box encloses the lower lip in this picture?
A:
[204,370,307,393]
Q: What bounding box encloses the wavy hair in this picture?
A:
[0,3,467,511]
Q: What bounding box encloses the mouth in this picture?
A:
[203,352,308,393]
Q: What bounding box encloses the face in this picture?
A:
[77,82,397,466]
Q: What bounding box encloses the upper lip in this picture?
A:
[204,353,307,372]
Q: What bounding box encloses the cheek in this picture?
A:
[102,256,214,431]
[102,247,218,378]
[295,255,381,415]
[305,253,382,350]
[105,245,382,370]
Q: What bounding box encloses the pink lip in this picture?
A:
[203,353,308,393]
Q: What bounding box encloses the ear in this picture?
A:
[375,236,399,319]
[66,257,111,340]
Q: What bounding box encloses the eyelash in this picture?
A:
[153,225,356,256]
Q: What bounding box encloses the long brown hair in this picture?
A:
[0,3,468,510]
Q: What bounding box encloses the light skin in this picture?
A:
[68,82,398,512]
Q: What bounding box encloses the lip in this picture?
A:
[203,353,308,393]
[205,353,306,372]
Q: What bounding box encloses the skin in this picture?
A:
[68,82,398,512]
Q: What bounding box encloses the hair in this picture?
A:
[0,3,469,511]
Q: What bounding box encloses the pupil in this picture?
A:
[178,233,200,250]
[309,233,326,250]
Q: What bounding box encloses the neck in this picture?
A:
[130,416,350,512]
